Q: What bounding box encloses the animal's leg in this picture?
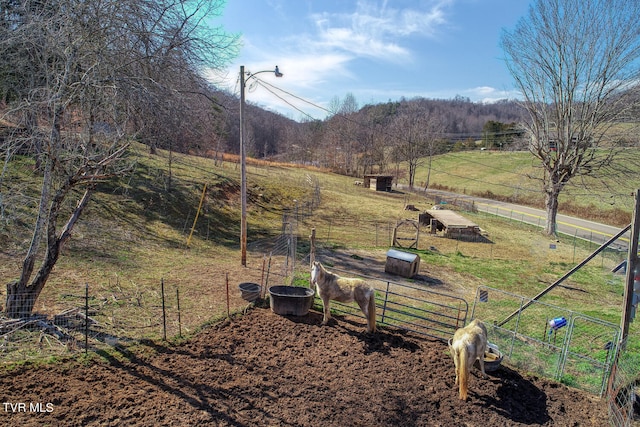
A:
[367,293,377,333]
[459,351,470,400]
[478,352,487,379]
[452,350,460,385]
[356,296,374,332]
[321,297,331,325]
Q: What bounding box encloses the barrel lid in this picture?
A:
[386,249,418,262]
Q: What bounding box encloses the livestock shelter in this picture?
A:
[385,248,420,278]
[419,208,480,238]
[363,175,394,192]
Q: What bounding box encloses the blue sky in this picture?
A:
[209,0,531,120]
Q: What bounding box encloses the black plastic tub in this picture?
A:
[268,286,315,316]
[238,282,262,302]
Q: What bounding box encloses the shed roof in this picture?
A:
[424,209,478,229]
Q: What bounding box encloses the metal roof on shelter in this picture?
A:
[424,209,478,229]
[386,249,419,262]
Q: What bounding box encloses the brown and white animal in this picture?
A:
[310,261,377,333]
[448,319,488,400]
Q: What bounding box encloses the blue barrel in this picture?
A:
[549,316,567,330]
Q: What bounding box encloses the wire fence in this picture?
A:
[471,286,621,396]
[607,341,640,427]
[471,284,640,427]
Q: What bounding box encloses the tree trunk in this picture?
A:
[5,187,93,318]
[408,158,417,189]
[5,280,40,318]
[5,249,57,318]
[544,186,560,236]
[424,154,433,191]
[10,108,61,316]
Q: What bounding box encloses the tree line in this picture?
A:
[212,92,528,176]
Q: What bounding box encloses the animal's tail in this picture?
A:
[458,346,469,400]
[367,291,377,333]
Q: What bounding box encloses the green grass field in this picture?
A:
[399,150,640,226]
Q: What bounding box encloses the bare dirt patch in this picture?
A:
[0,307,607,426]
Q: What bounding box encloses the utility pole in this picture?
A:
[238,65,283,267]
[239,66,247,266]
[621,189,640,345]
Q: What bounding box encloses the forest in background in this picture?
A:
[170,87,531,179]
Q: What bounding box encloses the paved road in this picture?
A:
[404,187,630,253]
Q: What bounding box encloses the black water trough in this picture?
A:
[478,343,504,372]
[238,282,262,302]
[268,286,315,316]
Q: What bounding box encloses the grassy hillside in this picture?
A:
[399,150,640,227]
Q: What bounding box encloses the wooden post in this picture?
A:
[309,228,316,266]
[186,183,207,248]
[309,228,316,288]
[85,283,89,354]
[240,66,247,266]
[226,273,230,318]
[176,288,182,338]
[621,189,640,344]
[161,278,167,341]
[263,253,272,299]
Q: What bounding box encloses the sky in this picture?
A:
[209,0,531,121]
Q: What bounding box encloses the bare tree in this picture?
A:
[0,0,236,317]
[357,102,396,176]
[391,101,443,189]
[501,0,640,235]
[325,93,359,175]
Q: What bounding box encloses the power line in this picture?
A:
[254,80,319,122]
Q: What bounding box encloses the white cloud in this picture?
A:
[307,0,453,62]
[353,82,520,106]
[474,86,498,95]
[466,86,521,103]
[210,0,468,119]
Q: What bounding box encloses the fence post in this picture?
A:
[381,281,391,323]
[161,278,167,341]
[85,283,89,355]
[226,273,230,318]
[176,287,182,338]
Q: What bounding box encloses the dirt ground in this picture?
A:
[0,305,608,427]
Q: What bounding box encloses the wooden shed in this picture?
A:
[419,208,480,238]
[385,249,420,278]
[363,175,393,192]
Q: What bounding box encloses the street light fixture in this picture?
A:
[239,65,283,266]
